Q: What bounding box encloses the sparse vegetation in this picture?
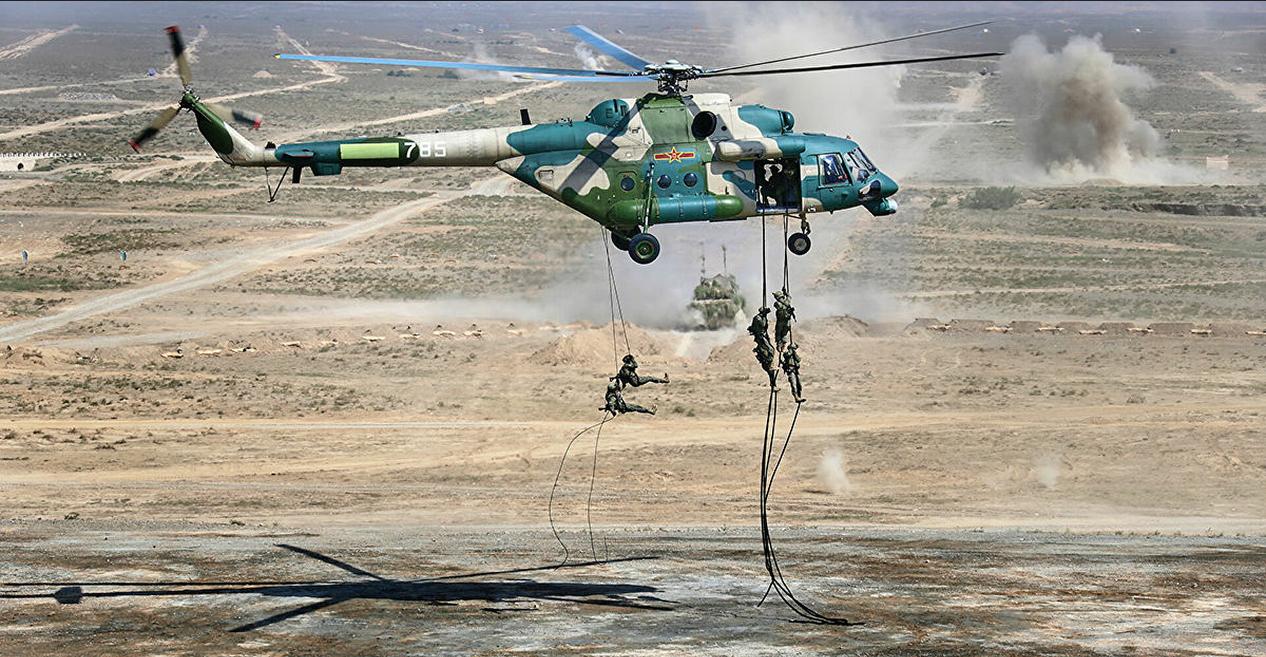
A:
[962,186,1022,210]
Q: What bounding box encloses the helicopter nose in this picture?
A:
[877,172,898,197]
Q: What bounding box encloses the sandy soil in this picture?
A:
[1,7,1264,656]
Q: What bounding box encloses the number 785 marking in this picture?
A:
[408,141,446,158]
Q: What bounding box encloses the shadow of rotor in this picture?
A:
[1,544,670,632]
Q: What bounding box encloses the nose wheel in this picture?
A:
[787,218,812,256]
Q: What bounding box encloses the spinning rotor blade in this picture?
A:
[274,53,641,79]
[511,73,653,83]
[128,105,181,152]
[206,102,263,129]
[166,25,192,86]
[707,20,994,74]
[565,25,652,70]
[698,51,1003,79]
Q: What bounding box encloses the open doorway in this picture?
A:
[755,158,800,213]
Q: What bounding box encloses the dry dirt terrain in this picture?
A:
[2,3,1265,656]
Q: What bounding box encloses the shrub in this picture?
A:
[962,186,1021,210]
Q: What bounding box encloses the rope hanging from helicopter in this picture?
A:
[546,226,639,565]
[754,212,853,626]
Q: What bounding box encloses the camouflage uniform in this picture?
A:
[603,379,654,415]
[772,289,796,352]
[603,354,664,416]
[765,165,793,208]
[616,354,668,388]
[748,307,778,389]
[780,342,805,403]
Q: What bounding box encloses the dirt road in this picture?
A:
[0,190,480,343]
[0,24,77,61]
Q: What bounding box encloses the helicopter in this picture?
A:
[130,23,1000,264]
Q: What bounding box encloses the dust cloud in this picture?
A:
[709,3,906,168]
[1032,453,1062,490]
[573,44,607,71]
[817,447,853,495]
[1000,34,1194,183]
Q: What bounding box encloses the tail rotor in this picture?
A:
[128,25,264,153]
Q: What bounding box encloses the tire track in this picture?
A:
[0,24,77,60]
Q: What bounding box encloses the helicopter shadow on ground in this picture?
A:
[0,544,673,632]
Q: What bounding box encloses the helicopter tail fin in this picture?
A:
[187,99,272,166]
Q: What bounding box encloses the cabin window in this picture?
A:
[657,174,672,189]
[683,172,699,188]
[620,175,636,192]
[818,153,850,186]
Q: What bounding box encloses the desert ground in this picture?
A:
[1,2,1265,655]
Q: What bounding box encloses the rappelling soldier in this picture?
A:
[780,341,805,403]
[615,354,668,388]
[748,307,778,389]
[603,378,655,416]
[772,288,796,352]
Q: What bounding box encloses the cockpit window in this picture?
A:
[847,148,876,183]
[855,148,875,171]
[819,153,850,186]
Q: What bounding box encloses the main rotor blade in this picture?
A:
[707,21,994,74]
[698,51,1003,79]
[565,25,652,71]
[274,53,639,79]
[165,25,192,87]
[128,105,181,152]
[516,74,654,83]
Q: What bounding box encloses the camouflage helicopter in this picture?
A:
[131,24,999,264]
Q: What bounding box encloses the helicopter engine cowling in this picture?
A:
[713,137,804,162]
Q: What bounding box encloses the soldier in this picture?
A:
[603,378,655,415]
[615,354,668,388]
[748,307,778,389]
[765,163,793,208]
[772,288,796,352]
[780,341,805,403]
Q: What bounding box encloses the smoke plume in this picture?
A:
[711,4,905,159]
[573,44,607,71]
[1000,34,1168,181]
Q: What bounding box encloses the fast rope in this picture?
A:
[547,229,638,565]
[754,212,853,626]
[548,411,614,565]
[600,226,632,361]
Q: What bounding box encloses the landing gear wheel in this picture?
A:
[787,232,811,256]
[610,230,634,252]
[627,232,661,265]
